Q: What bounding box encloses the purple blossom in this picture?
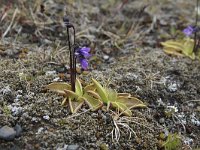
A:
[183,26,196,36]
[75,47,91,58]
[75,47,91,70]
[80,58,89,70]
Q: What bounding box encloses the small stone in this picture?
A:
[0,126,16,141]
[91,113,97,118]
[103,55,109,60]
[101,113,107,120]
[14,124,22,137]
[7,105,23,116]
[57,144,68,150]
[168,83,178,92]
[53,77,60,82]
[36,127,44,134]
[1,86,12,95]
[67,145,80,150]
[184,137,193,145]
[31,117,38,122]
[159,118,165,124]
[43,115,50,120]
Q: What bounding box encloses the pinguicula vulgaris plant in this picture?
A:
[46,17,146,116]
[161,0,200,60]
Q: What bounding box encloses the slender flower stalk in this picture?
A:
[63,17,76,92]
[63,16,91,92]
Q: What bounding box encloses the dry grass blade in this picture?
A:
[101,29,121,40]
[66,108,91,120]
[2,8,19,39]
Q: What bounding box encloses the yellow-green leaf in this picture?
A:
[117,93,131,97]
[92,78,108,103]
[83,93,103,111]
[106,88,117,102]
[61,97,68,106]
[182,39,195,59]
[161,38,195,59]
[111,101,132,116]
[163,48,184,56]
[75,78,83,96]
[116,96,147,109]
[84,84,95,92]
[64,89,79,100]
[161,40,184,52]
[46,82,71,95]
[86,90,101,99]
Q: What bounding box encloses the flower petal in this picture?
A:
[183,26,195,36]
[82,51,91,58]
[81,47,90,52]
[80,58,88,70]
[75,47,91,58]
[80,47,91,58]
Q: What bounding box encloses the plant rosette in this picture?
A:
[46,78,146,116]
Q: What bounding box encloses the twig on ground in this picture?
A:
[2,8,19,39]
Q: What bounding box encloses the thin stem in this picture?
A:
[72,26,76,83]
[193,0,199,53]
[71,46,76,92]
[67,27,75,92]
[64,16,76,92]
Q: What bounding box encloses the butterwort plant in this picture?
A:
[46,17,146,115]
[182,0,200,56]
[63,16,91,92]
[183,25,200,55]
[161,0,200,60]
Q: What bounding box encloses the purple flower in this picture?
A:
[75,47,91,70]
[80,58,89,70]
[75,47,91,58]
[183,26,195,36]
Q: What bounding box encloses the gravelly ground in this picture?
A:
[0,0,200,149]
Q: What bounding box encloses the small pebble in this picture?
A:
[91,113,97,118]
[1,86,12,95]
[43,115,50,120]
[103,55,109,60]
[168,83,178,92]
[36,127,44,134]
[31,117,38,122]
[57,144,68,150]
[53,77,60,82]
[14,124,22,137]
[0,125,16,141]
[67,145,80,150]
[8,105,23,116]
[159,118,165,124]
